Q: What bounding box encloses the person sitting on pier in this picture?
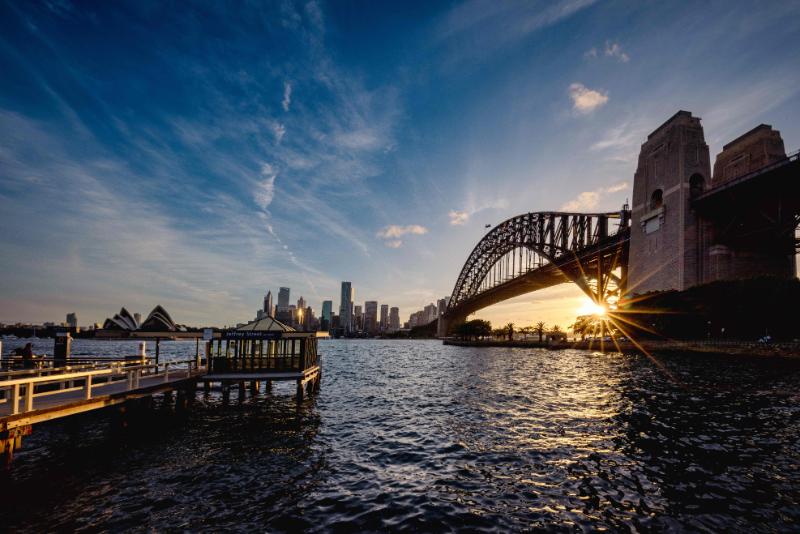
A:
[22,342,34,369]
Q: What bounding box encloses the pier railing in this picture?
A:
[0,358,205,416]
[209,342,319,374]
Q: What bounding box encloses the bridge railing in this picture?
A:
[0,358,205,416]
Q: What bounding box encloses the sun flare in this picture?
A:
[576,298,607,317]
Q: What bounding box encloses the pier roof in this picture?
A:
[236,316,295,332]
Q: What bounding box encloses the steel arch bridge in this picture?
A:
[438,209,631,336]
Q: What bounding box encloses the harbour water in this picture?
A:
[2,339,799,531]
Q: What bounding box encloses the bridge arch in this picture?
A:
[440,210,631,336]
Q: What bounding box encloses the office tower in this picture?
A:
[339,282,354,333]
[275,287,292,323]
[278,287,290,311]
[354,305,363,330]
[263,290,274,316]
[389,307,400,332]
[66,313,77,328]
[321,300,333,331]
[424,303,438,324]
[380,304,389,332]
[297,296,306,311]
[365,301,378,334]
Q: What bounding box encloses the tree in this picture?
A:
[457,319,492,340]
[534,321,546,342]
[519,326,533,340]
[505,322,514,341]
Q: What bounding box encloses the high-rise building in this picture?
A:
[380,304,389,332]
[354,305,363,330]
[278,287,290,311]
[424,303,438,324]
[389,307,400,332]
[297,296,306,311]
[321,300,333,331]
[66,313,77,328]
[263,290,274,316]
[339,282,354,333]
[364,301,378,334]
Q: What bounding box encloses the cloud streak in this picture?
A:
[282,81,292,111]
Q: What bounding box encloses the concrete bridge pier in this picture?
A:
[437,313,466,338]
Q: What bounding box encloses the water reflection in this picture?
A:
[1,339,799,531]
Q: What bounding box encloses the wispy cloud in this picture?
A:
[560,182,628,211]
[447,197,509,227]
[282,81,292,112]
[585,40,630,62]
[569,83,609,114]
[448,210,470,225]
[436,0,598,65]
[254,163,277,210]
[376,224,428,248]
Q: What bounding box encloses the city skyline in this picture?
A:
[2,1,800,328]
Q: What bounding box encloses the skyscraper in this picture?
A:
[263,290,273,316]
[354,305,363,330]
[339,282,354,333]
[276,287,292,324]
[278,287,290,310]
[364,301,378,334]
[66,312,77,328]
[321,300,333,331]
[389,307,400,332]
[380,304,389,332]
[297,296,306,311]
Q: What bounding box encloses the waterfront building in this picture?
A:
[134,312,142,325]
[339,282,354,334]
[380,304,389,332]
[389,307,400,332]
[66,312,77,328]
[102,305,182,332]
[365,301,378,334]
[263,290,274,316]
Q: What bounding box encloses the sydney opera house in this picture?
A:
[102,305,186,332]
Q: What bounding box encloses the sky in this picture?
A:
[2,0,800,329]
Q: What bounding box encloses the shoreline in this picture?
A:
[442,338,800,358]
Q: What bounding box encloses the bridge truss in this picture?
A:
[444,210,631,328]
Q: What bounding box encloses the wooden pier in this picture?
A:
[0,318,322,467]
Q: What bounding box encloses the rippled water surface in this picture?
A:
[2,338,800,531]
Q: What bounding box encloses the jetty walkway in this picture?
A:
[1,318,323,467]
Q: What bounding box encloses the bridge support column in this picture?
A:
[437,316,449,338]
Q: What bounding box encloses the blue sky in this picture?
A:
[2,0,800,328]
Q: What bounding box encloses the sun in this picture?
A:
[576,298,607,317]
